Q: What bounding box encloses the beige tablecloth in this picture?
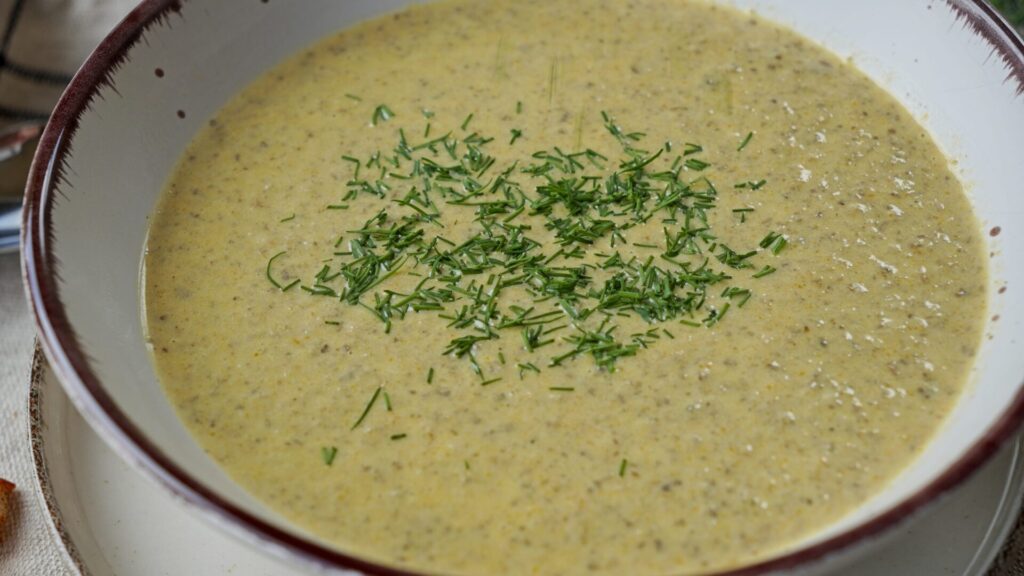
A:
[0,253,68,576]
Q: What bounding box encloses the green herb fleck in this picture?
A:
[737,131,754,151]
[517,363,541,379]
[735,179,767,190]
[351,387,382,430]
[548,58,558,103]
[265,251,295,292]
[371,104,395,126]
[732,207,754,224]
[684,158,710,171]
[321,446,338,466]
[683,143,703,156]
[759,231,788,254]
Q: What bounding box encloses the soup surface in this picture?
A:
[144,0,987,574]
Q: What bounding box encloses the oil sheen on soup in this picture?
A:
[144,0,987,574]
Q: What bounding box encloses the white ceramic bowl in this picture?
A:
[21,1,1024,574]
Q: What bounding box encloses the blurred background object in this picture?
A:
[991,0,1024,28]
[0,0,133,128]
[0,0,133,251]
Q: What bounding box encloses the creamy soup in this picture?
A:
[144,0,987,574]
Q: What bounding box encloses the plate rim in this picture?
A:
[28,343,89,576]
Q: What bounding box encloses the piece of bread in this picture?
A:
[0,479,14,530]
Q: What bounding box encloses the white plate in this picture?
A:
[27,348,1024,576]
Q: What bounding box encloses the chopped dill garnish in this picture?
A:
[265,251,293,291]
[619,458,628,477]
[548,58,558,103]
[321,446,338,466]
[342,155,361,179]
[737,131,754,151]
[390,433,407,441]
[733,207,757,223]
[549,386,575,392]
[759,231,788,254]
[351,387,382,430]
[383,390,393,412]
[684,158,710,171]
[517,362,541,378]
[722,286,753,307]
[324,320,341,326]
[274,108,787,383]
[280,214,296,223]
[707,302,731,325]
[735,179,767,190]
[345,93,362,102]
[371,104,395,126]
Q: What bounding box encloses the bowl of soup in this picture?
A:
[21,0,1024,574]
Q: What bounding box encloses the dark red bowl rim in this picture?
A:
[20,1,1024,575]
